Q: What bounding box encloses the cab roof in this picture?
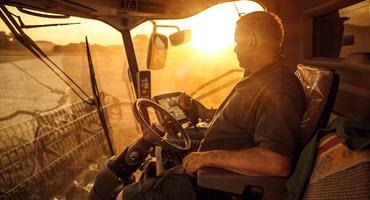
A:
[2,0,233,30]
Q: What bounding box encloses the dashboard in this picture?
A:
[152,92,189,123]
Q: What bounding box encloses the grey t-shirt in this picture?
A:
[199,64,305,159]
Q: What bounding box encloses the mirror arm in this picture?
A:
[149,20,181,33]
[156,24,180,32]
[149,20,157,34]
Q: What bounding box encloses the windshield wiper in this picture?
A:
[14,13,81,29]
[85,36,114,154]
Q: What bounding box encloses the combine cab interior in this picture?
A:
[0,0,369,199]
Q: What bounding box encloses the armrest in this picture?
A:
[197,167,287,199]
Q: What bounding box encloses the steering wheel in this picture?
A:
[133,98,191,151]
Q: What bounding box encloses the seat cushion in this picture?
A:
[303,134,370,200]
[308,132,370,184]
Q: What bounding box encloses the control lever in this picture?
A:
[190,117,199,133]
[87,138,151,200]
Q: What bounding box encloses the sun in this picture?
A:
[189,10,236,54]
[187,1,264,54]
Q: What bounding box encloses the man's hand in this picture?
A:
[178,93,193,110]
[178,93,216,121]
[178,93,199,120]
[182,152,209,176]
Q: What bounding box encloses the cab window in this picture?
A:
[313,0,370,58]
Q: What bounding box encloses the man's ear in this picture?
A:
[246,24,257,52]
[249,35,257,51]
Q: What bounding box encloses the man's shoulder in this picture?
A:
[265,65,302,92]
[233,64,304,97]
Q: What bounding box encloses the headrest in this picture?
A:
[295,64,335,146]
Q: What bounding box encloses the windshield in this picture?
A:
[0,6,140,199]
[131,1,264,108]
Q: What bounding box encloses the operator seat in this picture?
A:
[197,64,339,199]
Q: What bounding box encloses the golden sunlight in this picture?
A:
[143,1,264,55]
[187,1,264,54]
[1,1,264,47]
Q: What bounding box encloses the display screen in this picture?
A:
[157,96,188,122]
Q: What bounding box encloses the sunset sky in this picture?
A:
[0,1,263,53]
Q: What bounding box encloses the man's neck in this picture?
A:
[247,53,280,74]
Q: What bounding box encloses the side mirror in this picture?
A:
[169,30,192,46]
[147,33,168,70]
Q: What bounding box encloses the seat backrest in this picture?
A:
[295,64,339,147]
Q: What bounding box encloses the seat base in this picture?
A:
[197,167,287,199]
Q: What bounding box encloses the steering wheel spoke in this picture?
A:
[161,115,172,126]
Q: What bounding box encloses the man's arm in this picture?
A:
[192,100,217,121]
[183,146,291,177]
[182,93,303,178]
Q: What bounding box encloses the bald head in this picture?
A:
[234,11,284,71]
[237,11,284,52]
